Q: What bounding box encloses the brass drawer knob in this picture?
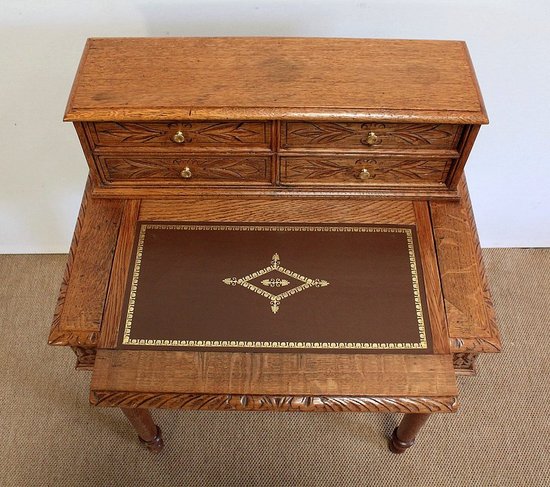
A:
[359,168,371,180]
[180,167,192,179]
[172,131,185,144]
[365,131,379,146]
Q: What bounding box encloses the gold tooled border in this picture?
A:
[122,224,428,350]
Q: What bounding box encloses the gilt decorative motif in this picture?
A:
[223,253,329,314]
[261,278,290,288]
[284,122,457,147]
[95,121,268,145]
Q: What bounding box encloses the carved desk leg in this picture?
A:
[389,413,430,454]
[121,408,164,453]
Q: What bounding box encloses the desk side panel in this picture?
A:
[49,176,124,349]
[431,177,500,355]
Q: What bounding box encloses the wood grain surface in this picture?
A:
[431,177,501,353]
[98,200,140,349]
[65,38,487,123]
[59,201,123,331]
[48,177,124,347]
[413,202,449,354]
[91,350,457,398]
[139,198,417,225]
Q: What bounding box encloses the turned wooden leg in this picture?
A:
[389,413,430,454]
[121,408,164,453]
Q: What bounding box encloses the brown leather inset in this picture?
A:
[118,222,432,353]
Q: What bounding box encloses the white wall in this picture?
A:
[1,0,549,252]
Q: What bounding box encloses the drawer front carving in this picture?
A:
[282,122,461,150]
[90,121,271,149]
[280,156,452,185]
[99,156,271,184]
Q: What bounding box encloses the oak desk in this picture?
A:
[49,38,500,454]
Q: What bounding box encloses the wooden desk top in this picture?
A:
[47,175,502,411]
[65,37,487,124]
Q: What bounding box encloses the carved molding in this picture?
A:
[49,329,99,347]
[91,392,458,413]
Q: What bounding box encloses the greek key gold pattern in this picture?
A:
[122,224,428,350]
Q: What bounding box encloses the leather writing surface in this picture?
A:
[118,223,432,353]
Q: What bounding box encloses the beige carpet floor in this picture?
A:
[0,249,549,486]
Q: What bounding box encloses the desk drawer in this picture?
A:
[281,122,461,150]
[99,155,272,185]
[89,121,271,150]
[280,155,452,186]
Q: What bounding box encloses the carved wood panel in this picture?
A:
[90,121,271,148]
[100,156,271,184]
[282,122,461,149]
[91,391,458,413]
[453,352,479,375]
[72,346,97,370]
[280,156,451,185]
